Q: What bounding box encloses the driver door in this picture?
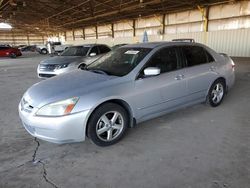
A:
[134,47,187,121]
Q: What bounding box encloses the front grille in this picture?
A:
[39,64,57,71]
[39,73,56,78]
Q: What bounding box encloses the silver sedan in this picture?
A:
[19,42,235,146]
[37,44,111,78]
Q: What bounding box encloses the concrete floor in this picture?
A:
[0,53,249,188]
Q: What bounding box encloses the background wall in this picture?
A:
[59,1,250,57]
[0,31,46,46]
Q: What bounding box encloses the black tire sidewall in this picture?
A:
[41,49,47,54]
[87,103,129,146]
[207,79,226,107]
[10,53,17,58]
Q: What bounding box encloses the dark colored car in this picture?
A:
[20,45,37,52]
[0,46,22,58]
[111,44,128,50]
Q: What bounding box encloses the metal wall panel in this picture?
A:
[63,1,250,57]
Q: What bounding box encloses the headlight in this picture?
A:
[54,63,69,70]
[36,97,79,116]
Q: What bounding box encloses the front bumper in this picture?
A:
[37,66,76,78]
[18,103,90,144]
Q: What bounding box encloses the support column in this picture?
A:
[162,14,166,35]
[95,25,98,39]
[197,5,209,32]
[111,23,114,38]
[64,31,67,41]
[27,33,30,45]
[82,28,85,40]
[132,19,136,37]
[72,30,75,40]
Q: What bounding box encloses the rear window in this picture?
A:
[99,45,111,54]
[182,46,209,67]
[205,50,215,62]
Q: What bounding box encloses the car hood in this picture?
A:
[40,56,85,65]
[23,70,118,108]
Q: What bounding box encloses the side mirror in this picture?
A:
[89,52,97,57]
[144,67,160,77]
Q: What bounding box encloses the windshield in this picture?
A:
[87,47,151,76]
[61,46,90,56]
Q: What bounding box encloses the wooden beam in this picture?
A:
[0,0,4,7]
[72,30,75,40]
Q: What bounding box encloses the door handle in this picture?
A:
[175,74,184,80]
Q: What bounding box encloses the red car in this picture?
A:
[0,46,22,58]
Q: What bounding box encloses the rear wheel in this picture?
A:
[87,103,129,146]
[41,48,48,54]
[207,79,226,107]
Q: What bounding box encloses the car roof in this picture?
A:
[121,41,205,49]
[73,44,109,48]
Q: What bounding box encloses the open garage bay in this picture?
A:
[0,54,249,187]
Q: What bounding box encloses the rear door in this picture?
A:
[181,45,218,101]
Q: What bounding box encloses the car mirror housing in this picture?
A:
[89,53,97,57]
[144,67,160,77]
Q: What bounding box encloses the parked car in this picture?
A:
[19,45,37,52]
[0,46,22,58]
[36,42,71,55]
[52,42,71,54]
[111,43,128,50]
[37,44,111,78]
[36,44,48,54]
[19,42,235,146]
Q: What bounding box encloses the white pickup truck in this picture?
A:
[53,42,71,53]
[36,42,71,54]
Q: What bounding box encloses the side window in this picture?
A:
[182,46,208,67]
[89,46,99,55]
[99,45,111,54]
[205,50,215,62]
[144,47,178,74]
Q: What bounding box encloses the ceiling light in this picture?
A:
[0,22,12,29]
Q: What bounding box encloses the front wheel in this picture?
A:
[87,103,129,146]
[78,63,86,70]
[207,79,226,107]
[10,53,17,58]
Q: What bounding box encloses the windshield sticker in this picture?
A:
[125,50,139,55]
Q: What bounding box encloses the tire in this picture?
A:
[10,53,17,58]
[41,48,48,54]
[78,63,86,70]
[87,103,129,146]
[207,79,226,107]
